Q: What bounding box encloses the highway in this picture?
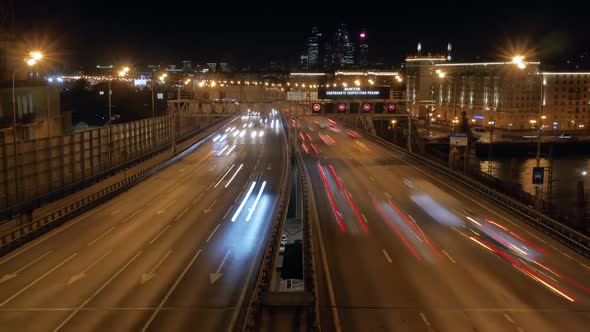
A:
[296,115,590,332]
[0,111,287,332]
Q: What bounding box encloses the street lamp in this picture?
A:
[12,51,43,203]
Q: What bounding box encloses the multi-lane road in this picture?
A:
[296,116,590,332]
[0,111,287,332]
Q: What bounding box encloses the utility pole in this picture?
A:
[535,74,545,212]
[408,108,412,152]
[108,80,112,167]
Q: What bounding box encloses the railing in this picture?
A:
[241,116,293,331]
[349,123,590,258]
[0,117,234,255]
[294,140,320,330]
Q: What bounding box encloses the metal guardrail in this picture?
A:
[0,116,229,223]
[0,117,235,255]
[241,116,293,331]
[347,123,590,258]
[294,142,320,331]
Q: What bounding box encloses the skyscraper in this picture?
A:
[357,31,369,68]
[334,24,349,68]
[306,27,321,69]
[342,35,355,67]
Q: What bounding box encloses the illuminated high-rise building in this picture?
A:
[357,31,369,68]
[306,27,322,69]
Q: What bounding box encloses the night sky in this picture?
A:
[12,0,590,69]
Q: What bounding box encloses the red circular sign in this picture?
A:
[337,103,347,112]
[312,103,321,112]
[362,103,372,112]
[387,103,397,112]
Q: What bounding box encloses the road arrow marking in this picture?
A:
[0,251,53,284]
[156,200,176,215]
[141,250,172,285]
[209,164,217,172]
[203,200,216,214]
[210,250,230,285]
[68,250,112,285]
[174,208,189,222]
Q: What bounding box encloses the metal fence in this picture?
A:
[0,114,211,211]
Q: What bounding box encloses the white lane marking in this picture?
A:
[385,192,392,199]
[223,205,234,220]
[206,224,221,243]
[214,164,235,188]
[52,251,143,332]
[0,251,53,284]
[193,193,204,205]
[0,253,78,307]
[87,226,116,246]
[224,164,244,188]
[382,249,393,263]
[140,249,201,332]
[141,250,172,285]
[174,208,189,222]
[504,313,515,324]
[120,209,142,223]
[442,250,457,264]
[0,208,97,266]
[149,225,171,245]
[110,209,120,216]
[419,312,431,327]
[361,214,369,224]
[68,249,112,285]
[210,250,231,284]
[369,176,375,182]
[203,200,217,214]
[156,200,176,215]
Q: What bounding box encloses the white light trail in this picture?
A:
[259,131,264,137]
[226,144,237,155]
[246,181,266,221]
[212,135,221,142]
[218,145,229,156]
[220,134,227,142]
[225,163,244,188]
[232,181,257,222]
[240,130,246,137]
[232,130,239,137]
[214,164,235,188]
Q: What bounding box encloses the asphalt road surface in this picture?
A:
[0,111,287,332]
[297,115,590,332]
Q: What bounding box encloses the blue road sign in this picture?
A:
[532,167,544,185]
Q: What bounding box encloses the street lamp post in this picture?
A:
[11,52,43,204]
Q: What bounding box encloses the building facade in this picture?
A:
[357,32,369,68]
[542,72,590,130]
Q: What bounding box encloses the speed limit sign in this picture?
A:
[362,103,372,112]
[387,103,397,112]
[312,103,321,112]
[337,103,347,112]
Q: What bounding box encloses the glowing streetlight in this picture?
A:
[342,82,348,87]
[438,72,446,78]
[26,58,37,66]
[211,81,217,87]
[123,67,130,73]
[354,79,361,86]
[29,51,43,60]
[118,70,126,77]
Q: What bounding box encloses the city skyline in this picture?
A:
[5,1,590,68]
